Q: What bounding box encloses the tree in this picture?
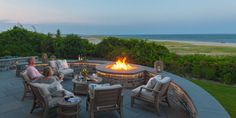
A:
[56,29,61,38]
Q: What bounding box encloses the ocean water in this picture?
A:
[114,34,236,43]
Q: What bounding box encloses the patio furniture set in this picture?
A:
[19,59,192,118]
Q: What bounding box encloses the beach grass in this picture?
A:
[190,79,236,117]
[155,41,236,56]
[86,37,236,55]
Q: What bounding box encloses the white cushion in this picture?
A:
[159,77,171,84]
[145,75,162,89]
[56,60,63,69]
[49,60,57,68]
[95,84,122,90]
[154,75,162,81]
[61,60,69,69]
[158,77,171,96]
[30,83,52,100]
[153,80,161,92]
[132,85,154,101]
[58,68,74,75]
[89,84,121,98]
[146,77,156,89]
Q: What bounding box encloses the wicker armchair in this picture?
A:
[20,71,31,101]
[29,83,64,118]
[48,60,74,78]
[131,77,171,115]
[86,84,123,118]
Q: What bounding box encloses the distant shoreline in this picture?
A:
[86,37,236,47]
[149,39,236,47]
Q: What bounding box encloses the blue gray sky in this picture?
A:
[0,0,236,35]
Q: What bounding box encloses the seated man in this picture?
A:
[26,57,44,80]
[26,57,63,83]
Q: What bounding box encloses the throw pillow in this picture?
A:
[56,60,63,69]
[146,77,157,89]
[158,77,171,84]
[61,60,69,69]
[49,60,57,69]
[154,75,162,81]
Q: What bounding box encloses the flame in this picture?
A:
[107,57,135,70]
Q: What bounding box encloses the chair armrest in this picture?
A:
[88,90,94,99]
[139,86,160,94]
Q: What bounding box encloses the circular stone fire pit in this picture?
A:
[96,62,146,88]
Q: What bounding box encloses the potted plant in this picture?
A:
[81,68,89,80]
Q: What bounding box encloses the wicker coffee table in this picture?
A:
[72,77,103,95]
[57,97,81,118]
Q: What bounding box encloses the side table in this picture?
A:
[57,98,81,118]
[72,77,103,95]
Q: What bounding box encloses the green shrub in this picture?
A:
[1,26,236,84]
[223,73,235,84]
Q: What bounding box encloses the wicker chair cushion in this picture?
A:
[146,77,156,89]
[146,75,162,89]
[159,77,171,85]
[50,90,64,97]
[61,60,69,69]
[30,83,52,100]
[56,60,64,69]
[158,77,171,96]
[153,80,161,93]
[48,97,62,108]
[94,84,122,90]
[49,60,57,69]
[58,68,74,75]
[49,81,74,97]
[152,75,163,94]
[90,84,122,98]
[132,85,154,101]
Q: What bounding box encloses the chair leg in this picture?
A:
[119,108,124,118]
[166,97,170,107]
[21,91,26,101]
[131,97,134,107]
[155,103,161,116]
[30,101,36,113]
[43,108,48,118]
[89,110,94,118]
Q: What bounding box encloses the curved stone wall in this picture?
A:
[86,60,230,118]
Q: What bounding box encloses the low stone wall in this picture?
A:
[1,56,38,72]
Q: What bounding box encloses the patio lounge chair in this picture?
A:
[29,82,71,118]
[131,76,171,115]
[20,71,32,101]
[86,84,123,118]
[49,60,74,78]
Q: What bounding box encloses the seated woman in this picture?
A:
[32,66,63,84]
[31,66,73,97]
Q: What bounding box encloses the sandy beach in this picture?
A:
[149,39,236,47]
[86,36,236,47]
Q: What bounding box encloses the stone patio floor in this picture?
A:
[0,70,186,118]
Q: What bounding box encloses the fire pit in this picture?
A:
[96,57,146,88]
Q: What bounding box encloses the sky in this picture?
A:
[0,0,236,35]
